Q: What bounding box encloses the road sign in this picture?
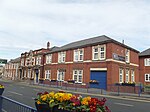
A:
[0,59,7,64]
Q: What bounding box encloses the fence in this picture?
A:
[0,96,37,112]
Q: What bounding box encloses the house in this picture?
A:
[139,48,150,85]
[4,57,20,80]
[43,35,139,90]
[19,42,52,83]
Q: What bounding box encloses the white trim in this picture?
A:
[65,62,73,64]
[106,59,139,67]
[83,60,92,62]
[90,68,107,71]
[130,63,139,67]
[51,63,58,65]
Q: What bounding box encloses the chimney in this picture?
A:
[122,40,124,44]
[47,42,50,49]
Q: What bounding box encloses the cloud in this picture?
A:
[0,0,150,60]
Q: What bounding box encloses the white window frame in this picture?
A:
[92,45,106,60]
[57,70,65,81]
[125,49,130,63]
[46,54,52,64]
[125,69,129,83]
[74,49,84,62]
[36,56,41,65]
[45,70,51,79]
[131,69,135,82]
[21,59,24,66]
[73,70,83,83]
[119,68,124,83]
[145,74,150,82]
[58,52,66,63]
[28,69,31,78]
[144,58,150,66]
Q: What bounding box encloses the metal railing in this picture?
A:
[0,96,37,112]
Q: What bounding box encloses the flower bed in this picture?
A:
[35,91,111,112]
[0,84,4,95]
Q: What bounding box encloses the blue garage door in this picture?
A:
[90,71,107,89]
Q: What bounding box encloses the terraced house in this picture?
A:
[43,35,139,90]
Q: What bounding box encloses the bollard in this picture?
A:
[117,85,120,96]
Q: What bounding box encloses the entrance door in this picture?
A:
[35,69,39,83]
[90,71,107,89]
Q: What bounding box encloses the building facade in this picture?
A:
[19,43,51,83]
[4,57,20,80]
[139,48,150,85]
[43,35,139,89]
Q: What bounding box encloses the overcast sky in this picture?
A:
[0,0,150,61]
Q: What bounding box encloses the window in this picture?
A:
[36,56,41,65]
[73,70,83,83]
[119,68,124,83]
[21,59,24,66]
[57,70,65,81]
[125,49,130,63]
[58,52,66,63]
[45,70,51,79]
[125,69,129,83]
[32,58,35,65]
[74,49,84,62]
[145,74,150,82]
[131,70,135,82]
[144,58,150,66]
[92,45,106,60]
[28,69,31,78]
[46,54,52,64]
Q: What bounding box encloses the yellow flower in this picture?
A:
[40,95,47,101]
[81,96,91,105]
[48,91,55,98]
[49,99,54,104]
[37,101,41,104]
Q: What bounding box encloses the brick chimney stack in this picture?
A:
[47,42,50,49]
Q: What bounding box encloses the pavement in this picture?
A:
[1,77,150,101]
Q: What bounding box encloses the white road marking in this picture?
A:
[33,89,40,91]
[8,91,23,96]
[2,109,7,112]
[114,102,134,107]
[20,87,25,89]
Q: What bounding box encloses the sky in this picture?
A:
[0,0,150,61]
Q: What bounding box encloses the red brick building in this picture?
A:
[139,48,150,85]
[43,35,139,89]
[19,46,50,83]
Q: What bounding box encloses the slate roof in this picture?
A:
[9,57,20,63]
[139,48,150,56]
[49,35,139,53]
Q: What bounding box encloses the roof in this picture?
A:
[139,48,150,56]
[49,35,139,53]
[9,57,20,63]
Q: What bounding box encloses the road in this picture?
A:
[0,80,150,112]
